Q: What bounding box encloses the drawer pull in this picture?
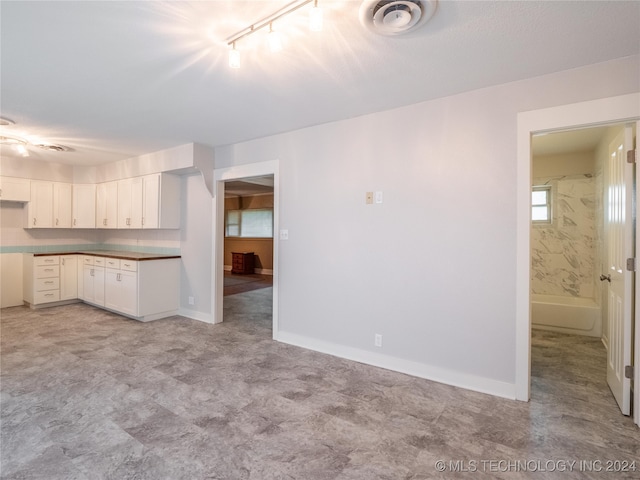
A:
[44,268,54,272]
[44,293,54,297]
[44,281,54,284]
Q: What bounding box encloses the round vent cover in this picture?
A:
[359,0,437,36]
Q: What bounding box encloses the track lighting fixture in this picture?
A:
[226,0,323,68]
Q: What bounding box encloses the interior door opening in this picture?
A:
[529,122,636,417]
[222,176,275,334]
[212,160,279,336]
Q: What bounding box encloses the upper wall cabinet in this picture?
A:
[117,173,180,229]
[0,176,30,202]
[96,181,118,229]
[142,173,181,229]
[25,181,54,228]
[53,182,72,228]
[73,184,96,228]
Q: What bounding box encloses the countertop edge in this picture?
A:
[28,251,181,261]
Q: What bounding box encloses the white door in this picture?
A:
[604,124,635,416]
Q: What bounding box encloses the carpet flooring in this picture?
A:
[1,295,639,479]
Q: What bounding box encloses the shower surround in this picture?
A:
[531,174,597,299]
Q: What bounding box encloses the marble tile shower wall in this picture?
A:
[531,174,598,299]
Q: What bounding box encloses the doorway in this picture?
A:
[212,160,279,337]
[222,177,275,332]
[515,93,640,428]
[529,125,624,412]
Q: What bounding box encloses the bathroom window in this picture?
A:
[225,208,273,238]
[532,185,552,223]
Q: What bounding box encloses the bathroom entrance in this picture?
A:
[530,121,637,416]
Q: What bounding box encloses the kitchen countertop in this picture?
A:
[31,250,181,261]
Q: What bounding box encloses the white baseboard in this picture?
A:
[178,307,216,324]
[224,265,232,272]
[275,331,517,400]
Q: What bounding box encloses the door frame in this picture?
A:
[515,93,640,424]
[212,160,279,337]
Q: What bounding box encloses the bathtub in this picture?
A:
[531,294,601,337]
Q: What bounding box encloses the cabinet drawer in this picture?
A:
[105,258,120,269]
[35,290,60,304]
[35,277,59,291]
[93,257,106,266]
[35,265,59,278]
[120,260,137,272]
[35,256,59,266]
[83,256,94,266]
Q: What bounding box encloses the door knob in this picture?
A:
[600,274,611,283]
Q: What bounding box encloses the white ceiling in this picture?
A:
[1,0,639,167]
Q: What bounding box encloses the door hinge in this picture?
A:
[626,258,636,272]
[625,365,634,379]
[626,149,637,164]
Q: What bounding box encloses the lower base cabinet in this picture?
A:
[25,253,179,322]
[82,255,179,321]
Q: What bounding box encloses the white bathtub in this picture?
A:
[531,294,601,337]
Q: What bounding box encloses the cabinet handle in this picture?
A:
[33,218,36,226]
[0,188,2,197]
[103,219,107,226]
[123,263,130,267]
[45,259,54,263]
[73,219,77,226]
[142,217,144,226]
[44,293,54,297]
[91,269,94,277]
[56,218,59,226]
[44,268,54,272]
[44,281,54,284]
[117,273,121,281]
[61,259,65,266]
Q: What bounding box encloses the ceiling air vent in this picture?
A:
[359,0,437,36]
[34,143,73,152]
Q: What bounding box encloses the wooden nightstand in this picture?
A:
[231,252,255,274]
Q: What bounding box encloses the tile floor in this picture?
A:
[1,292,638,479]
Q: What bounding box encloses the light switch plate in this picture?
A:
[280,229,289,240]
[375,191,383,204]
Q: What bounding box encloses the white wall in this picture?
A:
[214,55,640,397]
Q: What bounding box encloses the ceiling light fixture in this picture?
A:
[0,117,16,127]
[268,23,283,53]
[0,133,73,156]
[226,0,323,68]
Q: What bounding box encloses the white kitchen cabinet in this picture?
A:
[117,177,143,228]
[0,176,30,202]
[142,173,180,229]
[117,174,178,229]
[53,182,72,228]
[25,181,54,228]
[73,184,96,228]
[23,254,70,306]
[60,255,78,301]
[82,256,105,306]
[96,181,118,229]
[105,258,137,316]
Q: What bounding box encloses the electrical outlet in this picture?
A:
[374,334,383,347]
[188,296,195,305]
[366,192,374,204]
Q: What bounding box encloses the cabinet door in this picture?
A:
[60,256,78,300]
[73,184,96,228]
[93,266,105,306]
[104,269,120,310]
[0,177,30,202]
[96,182,118,228]
[104,269,138,316]
[117,179,132,228]
[82,266,95,302]
[53,183,72,228]
[142,174,159,229]
[27,181,53,228]
[130,177,144,229]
